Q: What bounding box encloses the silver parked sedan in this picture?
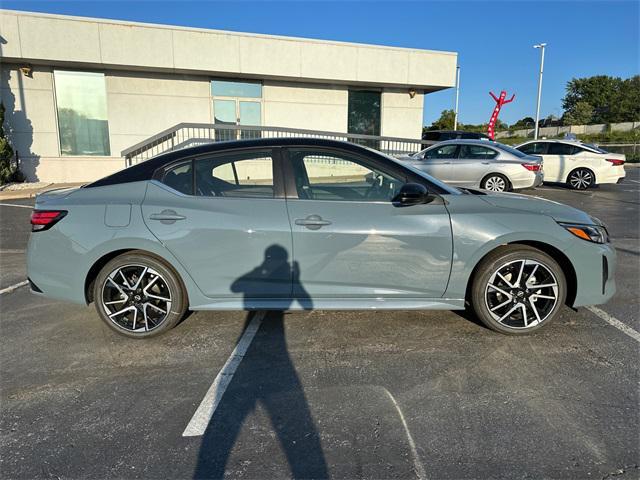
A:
[398,140,544,192]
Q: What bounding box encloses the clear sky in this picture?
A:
[3,0,639,127]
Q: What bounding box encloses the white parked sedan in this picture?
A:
[516,140,626,189]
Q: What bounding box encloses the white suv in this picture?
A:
[516,140,626,189]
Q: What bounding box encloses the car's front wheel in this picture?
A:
[567,168,595,190]
[93,251,187,338]
[471,245,566,334]
[481,173,510,192]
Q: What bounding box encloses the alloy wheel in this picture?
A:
[101,264,172,333]
[483,176,507,192]
[484,259,559,329]
[569,169,593,189]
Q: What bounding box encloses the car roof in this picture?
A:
[427,139,499,147]
[87,137,392,188]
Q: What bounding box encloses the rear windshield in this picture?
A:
[583,143,609,154]
[495,143,530,158]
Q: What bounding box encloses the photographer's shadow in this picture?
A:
[193,245,327,479]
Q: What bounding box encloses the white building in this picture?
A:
[0,9,457,182]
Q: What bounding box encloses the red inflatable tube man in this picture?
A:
[487,91,515,140]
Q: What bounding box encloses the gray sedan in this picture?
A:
[398,140,543,192]
[27,138,614,338]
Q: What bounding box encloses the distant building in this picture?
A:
[0,10,457,182]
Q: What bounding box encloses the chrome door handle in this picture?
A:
[481,162,490,165]
[149,209,186,224]
[295,215,332,230]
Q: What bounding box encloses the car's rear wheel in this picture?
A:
[471,245,566,334]
[93,251,187,338]
[481,173,510,192]
[567,168,595,190]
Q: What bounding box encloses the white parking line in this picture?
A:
[586,306,640,343]
[0,280,29,295]
[0,203,33,209]
[183,311,265,437]
[383,387,427,480]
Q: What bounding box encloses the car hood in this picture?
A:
[474,190,598,224]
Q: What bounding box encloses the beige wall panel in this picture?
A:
[300,43,358,81]
[0,13,22,57]
[408,51,457,87]
[173,30,240,73]
[381,107,423,139]
[99,23,173,68]
[17,15,100,63]
[106,71,210,97]
[382,89,424,109]
[264,101,347,132]
[23,156,125,182]
[263,81,347,105]
[1,87,57,134]
[357,47,409,84]
[1,64,53,91]
[239,37,301,77]
[107,93,210,136]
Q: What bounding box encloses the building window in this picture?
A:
[211,80,262,141]
[348,90,381,136]
[54,71,110,156]
[211,80,262,98]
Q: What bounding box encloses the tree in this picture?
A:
[562,75,640,124]
[0,103,17,185]
[510,117,535,129]
[562,101,594,125]
[428,109,456,130]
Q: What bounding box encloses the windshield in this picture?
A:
[372,149,462,194]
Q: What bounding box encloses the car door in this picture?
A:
[142,148,293,299]
[452,144,498,186]
[283,147,453,299]
[543,143,578,182]
[411,143,459,182]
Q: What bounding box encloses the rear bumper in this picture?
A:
[511,170,543,190]
[597,166,626,185]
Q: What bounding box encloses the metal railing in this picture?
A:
[121,123,431,165]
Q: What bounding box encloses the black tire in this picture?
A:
[567,168,595,190]
[481,173,510,192]
[470,245,566,335]
[93,251,187,338]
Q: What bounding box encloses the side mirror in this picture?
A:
[392,183,430,206]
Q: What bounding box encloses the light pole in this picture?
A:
[533,43,546,139]
[453,65,460,130]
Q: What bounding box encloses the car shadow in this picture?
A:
[192,245,328,479]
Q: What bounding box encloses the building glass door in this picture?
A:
[348,90,381,149]
[212,80,262,141]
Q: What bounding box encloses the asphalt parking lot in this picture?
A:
[1,170,638,479]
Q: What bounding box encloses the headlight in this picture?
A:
[559,223,610,244]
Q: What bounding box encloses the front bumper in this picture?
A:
[566,240,616,308]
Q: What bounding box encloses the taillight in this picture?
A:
[606,159,625,166]
[522,163,541,172]
[30,210,67,232]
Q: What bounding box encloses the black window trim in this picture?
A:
[152,146,286,199]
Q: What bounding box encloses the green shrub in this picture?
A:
[0,103,23,185]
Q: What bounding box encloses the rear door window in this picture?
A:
[458,145,498,160]
[195,150,275,198]
[547,143,578,155]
